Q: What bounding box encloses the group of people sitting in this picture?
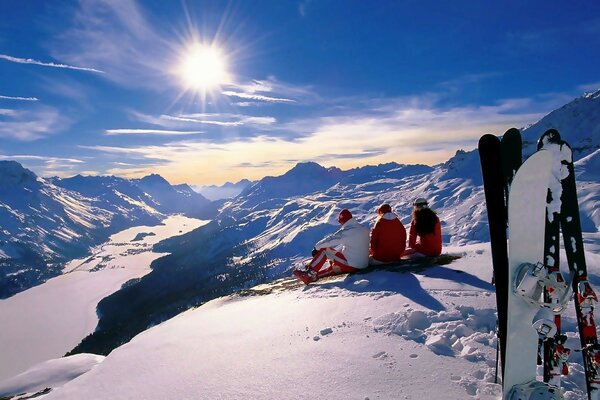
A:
[293,198,442,284]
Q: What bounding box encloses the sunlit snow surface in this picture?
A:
[0,215,208,382]
[2,240,597,400]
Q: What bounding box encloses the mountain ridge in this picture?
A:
[0,168,216,298]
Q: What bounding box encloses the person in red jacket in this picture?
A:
[369,203,406,264]
[403,197,442,257]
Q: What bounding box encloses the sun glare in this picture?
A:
[178,43,230,90]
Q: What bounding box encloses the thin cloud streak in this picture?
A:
[221,90,295,103]
[0,54,104,74]
[0,95,39,101]
[0,155,84,163]
[105,129,204,136]
[130,111,277,129]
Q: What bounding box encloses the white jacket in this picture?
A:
[315,218,370,269]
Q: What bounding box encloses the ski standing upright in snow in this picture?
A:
[538,129,600,400]
[478,128,522,381]
[537,129,572,388]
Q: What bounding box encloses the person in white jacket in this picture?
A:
[293,208,370,284]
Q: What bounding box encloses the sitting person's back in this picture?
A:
[405,198,442,257]
[370,204,406,263]
[293,208,369,284]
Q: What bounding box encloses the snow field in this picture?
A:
[28,244,503,399]
[1,242,598,399]
[0,215,208,381]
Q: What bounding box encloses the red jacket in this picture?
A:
[370,213,407,262]
[408,216,442,257]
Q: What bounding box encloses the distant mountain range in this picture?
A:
[194,179,253,201]
[0,167,214,298]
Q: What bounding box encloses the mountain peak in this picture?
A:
[285,162,341,177]
[138,174,170,186]
[0,160,39,189]
[583,88,600,100]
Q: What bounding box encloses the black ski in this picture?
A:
[537,129,570,385]
[478,132,510,379]
[555,133,600,399]
[501,127,522,203]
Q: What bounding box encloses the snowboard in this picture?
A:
[504,149,555,399]
[249,255,461,296]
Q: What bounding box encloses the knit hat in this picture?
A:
[413,198,429,208]
[377,203,392,214]
[338,209,352,225]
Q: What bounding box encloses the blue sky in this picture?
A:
[1,1,599,185]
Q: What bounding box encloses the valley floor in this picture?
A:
[0,215,208,382]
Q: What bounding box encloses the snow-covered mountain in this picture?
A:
[68,89,600,360]
[0,167,215,298]
[195,178,253,201]
[520,89,600,158]
[132,174,214,218]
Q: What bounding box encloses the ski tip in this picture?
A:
[503,127,521,137]
[478,133,501,149]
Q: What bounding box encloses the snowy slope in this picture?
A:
[4,242,599,399]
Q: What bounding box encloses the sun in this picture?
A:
[178,43,230,91]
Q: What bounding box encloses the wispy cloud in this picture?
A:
[0,54,104,73]
[223,77,318,105]
[51,0,170,89]
[105,129,204,136]
[0,94,39,101]
[0,155,83,163]
[129,110,277,129]
[0,106,70,141]
[0,109,19,116]
[221,90,295,103]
